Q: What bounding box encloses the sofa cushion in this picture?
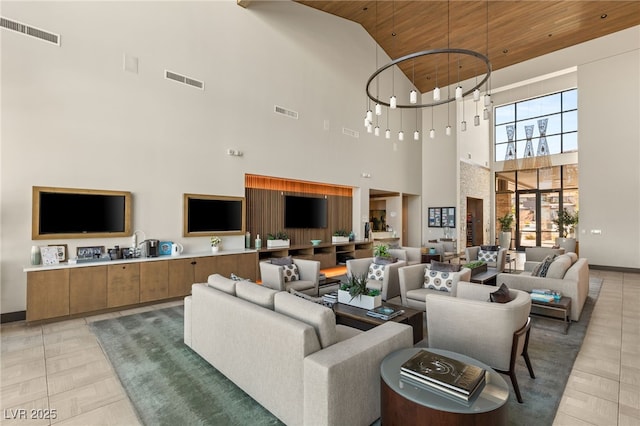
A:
[235,281,278,309]
[274,292,337,348]
[207,274,236,295]
[566,252,578,264]
[423,269,454,293]
[368,263,385,281]
[431,260,461,272]
[282,264,300,282]
[478,249,498,263]
[270,256,293,266]
[490,283,512,303]
[533,254,556,277]
[546,254,572,279]
[289,288,324,304]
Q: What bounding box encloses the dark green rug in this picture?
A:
[91,277,601,426]
[505,276,602,425]
[90,307,283,426]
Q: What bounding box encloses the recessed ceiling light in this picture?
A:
[503,49,509,54]
[601,14,608,19]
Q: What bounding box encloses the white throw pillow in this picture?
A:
[423,269,454,292]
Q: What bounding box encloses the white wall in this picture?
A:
[0,1,422,314]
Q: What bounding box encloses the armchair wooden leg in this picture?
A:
[509,372,524,404]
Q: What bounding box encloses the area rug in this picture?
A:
[505,276,602,425]
[91,276,601,426]
[90,307,283,426]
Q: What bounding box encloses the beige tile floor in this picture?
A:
[1,267,639,425]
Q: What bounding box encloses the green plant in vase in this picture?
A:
[340,274,380,300]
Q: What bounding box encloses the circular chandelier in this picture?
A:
[365,48,492,109]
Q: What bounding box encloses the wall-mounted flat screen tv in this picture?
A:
[183,194,246,236]
[32,186,132,239]
[284,195,327,228]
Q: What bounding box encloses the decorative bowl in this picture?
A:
[310,239,322,246]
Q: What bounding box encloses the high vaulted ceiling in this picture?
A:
[293,1,640,94]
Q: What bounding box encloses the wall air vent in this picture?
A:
[342,127,359,138]
[0,17,60,45]
[164,70,204,90]
[274,105,299,119]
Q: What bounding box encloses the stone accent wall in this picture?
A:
[459,161,491,246]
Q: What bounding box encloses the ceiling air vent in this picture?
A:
[0,17,60,45]
[164,70,204,90]
[274,105,299,119]
[342,127,359,138]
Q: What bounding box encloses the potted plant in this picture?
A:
[332,229,350,243]
[337,273,382,309]
[553,209,579,252]
[497,213,514,250]
[210,236,221,253]
[374,244,395,264]
[267,231,290,248]
[462,260,487,275]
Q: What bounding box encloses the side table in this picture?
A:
[380,348,509,425]
[421,253,442,264]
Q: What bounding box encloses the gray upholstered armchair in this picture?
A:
[346,257,406,301]
[259,258,320,295]
[465,246,508,272]
[426,282,534,403]
[388,246,422,265]
[398,263,471,310]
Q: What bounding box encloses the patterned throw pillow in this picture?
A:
[478,249,498,263]
[532,255,556,277]
[368,263,386,281]
[423,268,454,293]
[282,264,299,282]
[230,273,250,281]
[490,283,512,303]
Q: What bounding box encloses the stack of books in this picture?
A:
[530,289,557,302]
[322,291,338,306]
[400,350,486,402]
[366,306,404,320]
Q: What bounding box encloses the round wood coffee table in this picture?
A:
[380,348,509,425]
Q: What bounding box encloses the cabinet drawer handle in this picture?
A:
[191,261,196,265]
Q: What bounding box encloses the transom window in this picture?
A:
[494,89,577,162]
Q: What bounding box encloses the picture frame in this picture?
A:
[48,244,68,262]
[40,246,60,266]
[428,207,456,228]
[77,245,105,259]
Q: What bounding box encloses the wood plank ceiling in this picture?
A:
[293,1,640,93]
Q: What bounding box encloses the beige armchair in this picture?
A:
[388,246,422,265]
[346,257,406,301]
[465,246,508,272]
[398,263,471,310]
[259,258,320,295]
[426,282,534,403]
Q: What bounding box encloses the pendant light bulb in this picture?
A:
[367,123,373,133]
[375,103,382,116]
[366,109,373,122]
[473,88,480,102]
[461,121,467,132]
[455,86,463,100]
[484,94,491,107]
[409,90,417,104]
[364,117,369,128]
[374,125,380,136]
[483,108,490,120]
[433,87,441,101]
[474,115,480,126]
[398,130,404,141]
[385,128,391,139]
[429,128,435,139]
[414,130,420,140]
[445,125,452,136]
[390,95,397,109]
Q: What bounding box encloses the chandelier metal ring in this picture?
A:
[366,48,492,109]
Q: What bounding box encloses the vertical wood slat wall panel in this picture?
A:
[245,187,352,247]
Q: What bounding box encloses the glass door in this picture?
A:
[516,190,560,248]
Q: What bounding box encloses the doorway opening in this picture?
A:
[466,197,484,247]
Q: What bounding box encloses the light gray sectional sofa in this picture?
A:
[184,274,413,426]
[497,253,589,321]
